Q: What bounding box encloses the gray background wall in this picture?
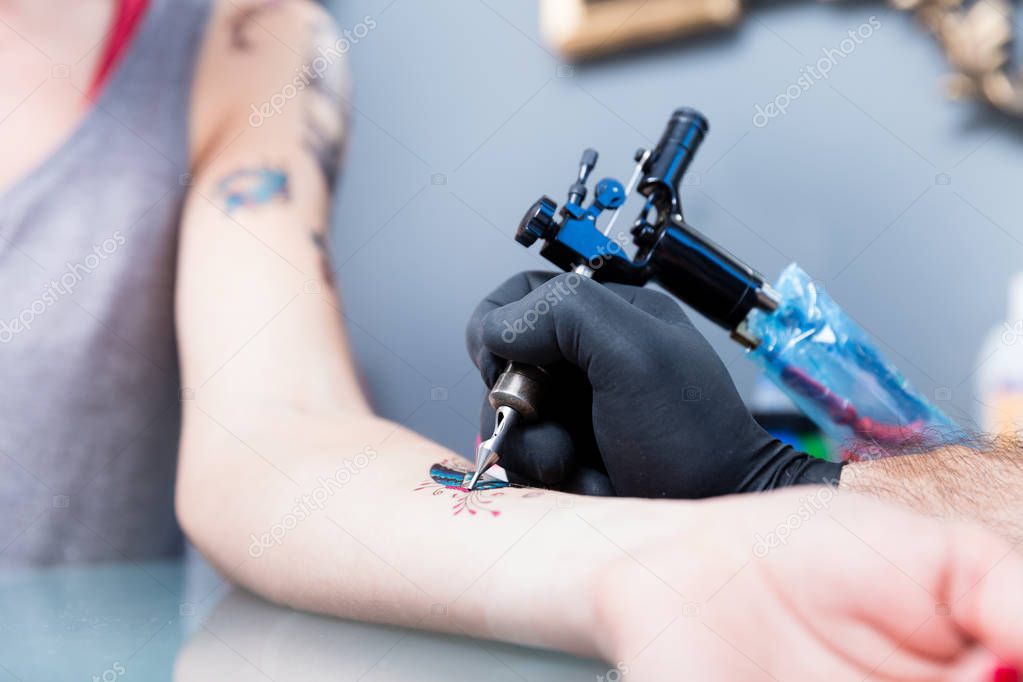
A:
[328,0,1023,458]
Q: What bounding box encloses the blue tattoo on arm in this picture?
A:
[416,460,543,517]
[216,166,290,214]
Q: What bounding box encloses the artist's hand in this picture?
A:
[593,489,1023,681]
[466,271,842,497]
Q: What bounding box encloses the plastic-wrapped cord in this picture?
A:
[745,264,963,461]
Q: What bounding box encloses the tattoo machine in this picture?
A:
[469,108,958,489]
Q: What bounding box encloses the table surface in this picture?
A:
[0,558,604,682]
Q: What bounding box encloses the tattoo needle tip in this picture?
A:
[469,405,519,491]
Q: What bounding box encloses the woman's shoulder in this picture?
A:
[189,0,351,168]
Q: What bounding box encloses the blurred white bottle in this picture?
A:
[976,272,1023,435]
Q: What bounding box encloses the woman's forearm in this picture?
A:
[175,403,671,658]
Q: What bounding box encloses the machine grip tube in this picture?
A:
[648,217,766,331]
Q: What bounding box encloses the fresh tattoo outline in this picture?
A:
[416,460,543,517]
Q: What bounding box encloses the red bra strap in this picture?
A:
[86,0,151,101]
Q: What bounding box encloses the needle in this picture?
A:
[468,405,519,489]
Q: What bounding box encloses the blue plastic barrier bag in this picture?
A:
[745,264,961,460]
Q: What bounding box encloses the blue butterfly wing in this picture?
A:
[430,463,509,490]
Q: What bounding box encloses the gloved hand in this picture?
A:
[466,271,844,498]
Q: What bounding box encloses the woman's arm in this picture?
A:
[175,0,626,654]
[173,1,1023,676]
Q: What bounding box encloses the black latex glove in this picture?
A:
[466,271,844,498]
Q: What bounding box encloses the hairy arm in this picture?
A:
[840,439,1023,544]
[173,0,663,656]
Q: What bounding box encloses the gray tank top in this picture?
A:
[0,0,211,565]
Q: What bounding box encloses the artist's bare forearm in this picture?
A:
[840,441,1023,544]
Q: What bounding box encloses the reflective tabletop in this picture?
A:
[0,557,604,681]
